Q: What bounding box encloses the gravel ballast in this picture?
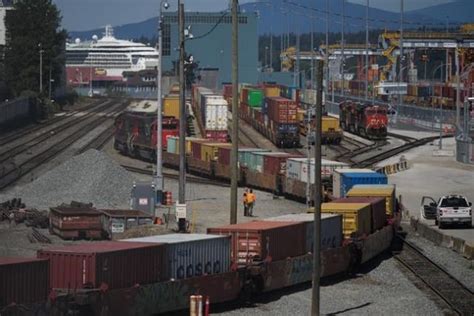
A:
[0,149,137,210]
[214,257,443,315]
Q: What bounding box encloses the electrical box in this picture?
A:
[130,181,156,214]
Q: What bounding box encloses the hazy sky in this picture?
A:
[54,0,454,31]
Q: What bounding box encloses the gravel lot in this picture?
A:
[0,149,137,210]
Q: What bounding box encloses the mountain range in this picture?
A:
[68,0,473,40]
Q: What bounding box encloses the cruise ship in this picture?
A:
[66,25,158,85]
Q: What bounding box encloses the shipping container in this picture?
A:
[38,241,167,289]
[167,136,178,154]
[263,152,301,175]
[0,257,49,307]
[100,209,154,239]
[266,97,298,124]
[121,234,231,280]
[163,96,180,118]
[319,202,372,238]
[332,169,387,198]
[347,184,397,216]
[263,213,343,252]
[331,197,386,232]
[238,148,271,168]
[203,97,228,131]
[260,84,281,98]
[49,206,103,240]
[207,221,306,264]
[245,88,264,108]
[200,142,232,162]
[286,158,349,184]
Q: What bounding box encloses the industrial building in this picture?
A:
[162,11,258,86]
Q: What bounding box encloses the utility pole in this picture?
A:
[269,2,273,72]
[48,62,52,100]
[326,0,330,100]
[455,47,460,129]
[178,1,186,208]
[399,0,404,109]
[445,16,449,83]
[341,0,345,98]
[365,0,369,101]
[230,0,239,225]
[39,43,44,94]
[295,19,300,88]
[311,59,324,316]
[156,0,168,205]
[311,10,315,89]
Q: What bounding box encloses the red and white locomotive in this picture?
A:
[114,100,179,161]
[339,101,388,139]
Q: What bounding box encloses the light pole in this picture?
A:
[156,0,170,205]
[365,0,370,101]
[39,43,44,94]
[431,63,447,149]
[399,0,404,110]
[89,41,94,97]
[341,0,345,98]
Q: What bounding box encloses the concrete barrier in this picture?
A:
[376,160,409,175]
[409,216,473,260]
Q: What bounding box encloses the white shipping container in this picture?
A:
[263,213,343,251]
[122,234,231,280]
[204,97,228,131]
[286,158,349,184]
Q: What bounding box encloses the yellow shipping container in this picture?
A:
[200,143,232,162]
[163,96,180,119]
[317,202,372,238]
[185,137,205,154]
[297,109,306,122]
[264,86,281,97]
[322,116,341,133]
[346,185,396,216]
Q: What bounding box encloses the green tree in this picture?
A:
[4,0,67,97]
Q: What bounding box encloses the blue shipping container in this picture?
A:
[334,172,388,198]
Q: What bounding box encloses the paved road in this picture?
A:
[382,136,474,244]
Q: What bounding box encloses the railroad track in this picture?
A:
[353,135,450,168]
[76,124,115,154]
[393,235,474,315]
[0,99,108,147]
[121,165,229,187]
[0,101,127,190]
[0,100,114,163]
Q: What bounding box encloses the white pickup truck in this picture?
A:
[421,195,472,229]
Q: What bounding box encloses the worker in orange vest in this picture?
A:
[247,189,256,217]
[243,189,249,216]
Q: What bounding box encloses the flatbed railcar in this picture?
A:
[339,101,388,139]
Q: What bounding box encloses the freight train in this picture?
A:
[339,101,388,139]
[114,100,179,160]
[1,195,397,315]
[164,137,394,206]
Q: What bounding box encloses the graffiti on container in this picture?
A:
[289,256,313,284]
[132,281,192,315]
[175,261,221,279]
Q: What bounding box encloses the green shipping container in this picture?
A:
[238,148,270,168]
[248,89,264,108]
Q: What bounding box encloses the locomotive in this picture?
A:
[114,100,179,161]
[339,101,388,139]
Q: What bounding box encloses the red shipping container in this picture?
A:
[223,84,233,99]
[191,141,203,160]
[207,221,306,265]
[218,146,231,165]
[331,197,386,232]
[0,257,49,307]
[240,88,249,103]
[38,241,168,290]
[263,153,301,175]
